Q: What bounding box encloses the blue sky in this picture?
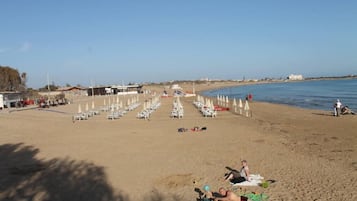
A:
[1,0,356,88]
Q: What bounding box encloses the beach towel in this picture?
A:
[231,174,264,186]
[242,193,269,201]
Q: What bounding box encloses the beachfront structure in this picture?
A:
[88,84,143,96]
[38,87,87,101]
[0,92,23,108]
[57,86,87,96]
[287,74,304,80]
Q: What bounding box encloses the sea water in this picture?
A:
[202,79,357,112]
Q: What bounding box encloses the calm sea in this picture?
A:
[202,79,357,112]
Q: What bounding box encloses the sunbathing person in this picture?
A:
[191,126,207,131]
[341,106,355,115]
[225,160,250,183]
[214,187,241,201]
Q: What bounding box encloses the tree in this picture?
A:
[0,66,25,91]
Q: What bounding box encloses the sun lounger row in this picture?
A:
[193,101,217,117]
[100,104,121,112]
[72,113,89,121]
[73,109,100,121]
[170,108,184,118]
[193,101,204,108]
[171,99,184,118]
[137,102,161,119]
[107,102,140,120]
[126,102,141,111]
[107,110,127,120]
[201,108,217,117]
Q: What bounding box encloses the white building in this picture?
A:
[0,92,23,108]
[287,74,304,80]
[0,94,3,109]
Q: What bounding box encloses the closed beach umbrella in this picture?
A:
[239,99,243,115]
[210,99,215,110]
[244,100,250,117]
[92,101,95,109]
[78,104,82,114]
[86,103,89,111]
[225,96,229,107]
[233,98,237,113]
[244,100,249,110]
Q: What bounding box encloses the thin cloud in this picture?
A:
[19,42,32,52]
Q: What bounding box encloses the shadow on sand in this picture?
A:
[311,112,333,116]
[0,143,182,201]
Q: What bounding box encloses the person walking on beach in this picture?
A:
[225,160,250,183]
[334,99,342,116]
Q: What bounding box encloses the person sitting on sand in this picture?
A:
[334,99,342,116]
[214,187,241,201]
[225,160,250,183]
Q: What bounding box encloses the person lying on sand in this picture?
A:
[178,127,207,132]
[191,126,207,131]
[214,187,241,201]
[341,106,355,115]
[225,160,250,183]
[178,128,188,132]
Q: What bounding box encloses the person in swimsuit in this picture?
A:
[214,187,241,201]
[225,160,250,183]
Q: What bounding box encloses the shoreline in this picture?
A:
[194,79,356,113]
[1,81,356,201]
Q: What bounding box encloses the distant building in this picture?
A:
[38,86,87,98]
[287,74,304,80]
[87,84,143,96]
[0,92,23,108]
[57,86,87,96]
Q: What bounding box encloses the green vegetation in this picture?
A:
[0,66,27,92]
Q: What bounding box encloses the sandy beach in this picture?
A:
[1,82,356,201]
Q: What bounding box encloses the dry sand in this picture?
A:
[0,82,356,201]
